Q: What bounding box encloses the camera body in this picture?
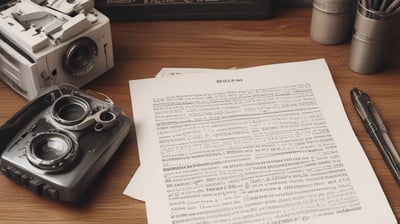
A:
[0,0,114,100]
[0,85,131,202]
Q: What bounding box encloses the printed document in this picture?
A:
[128,59,396,224]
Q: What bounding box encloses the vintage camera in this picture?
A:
[0,84,131,202]
[0,0,114,100]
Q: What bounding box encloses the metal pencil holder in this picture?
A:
[349,0,398,74]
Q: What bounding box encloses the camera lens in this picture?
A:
[34,135,70,160]
[52,96,90,125]
[63,37,98,76]
[27,132,78,171]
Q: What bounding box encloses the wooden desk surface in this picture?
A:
[0,8,400,224]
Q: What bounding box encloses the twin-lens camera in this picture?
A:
[0,85,131,202]
[0,0,114,100]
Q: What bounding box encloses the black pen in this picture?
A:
[350,87,400,185]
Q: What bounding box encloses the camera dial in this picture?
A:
[27,131,79,171]
[63,37,98,76]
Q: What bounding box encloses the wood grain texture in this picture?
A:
[0,8,399,223]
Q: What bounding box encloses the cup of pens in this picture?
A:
[349,0,400,74]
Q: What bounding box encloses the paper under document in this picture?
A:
[123,165,146,201]
[128,59,396,224]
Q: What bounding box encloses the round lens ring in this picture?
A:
[63,37,98,76]
[27,132,79,171]
[52,95,90,125]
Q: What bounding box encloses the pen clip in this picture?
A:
[351,88,374,121]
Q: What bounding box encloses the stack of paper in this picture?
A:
[125,59,397,224]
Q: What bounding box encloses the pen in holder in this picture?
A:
[310,0,357,45]
[349,0,399,74]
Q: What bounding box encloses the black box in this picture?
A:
[95,0,272,21]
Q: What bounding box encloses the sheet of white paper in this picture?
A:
[129,59,396,224]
